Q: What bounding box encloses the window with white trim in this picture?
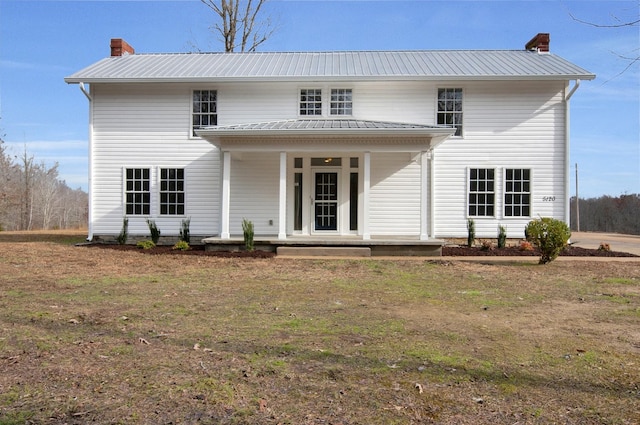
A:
[468,168,495,217]
[192,90,217,136]
[330,88,352,115]
[299,89,322,116]
[504,168,531,217]
[437,88,463,136]
[125,168,150,215]
[160,168,185,215]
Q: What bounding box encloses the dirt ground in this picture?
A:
[0,230,639,424]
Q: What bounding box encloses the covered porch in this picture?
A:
[196,119,455,246]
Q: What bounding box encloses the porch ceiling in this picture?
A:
[196,119,456,152]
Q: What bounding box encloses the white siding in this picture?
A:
[91,83,220,238]
[229,152,280,236]
[370,153,421,236]
[89,79,568,240]
[432,80,566,238]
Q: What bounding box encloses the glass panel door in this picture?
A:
[314,171,338,231]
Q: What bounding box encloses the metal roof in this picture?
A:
[201,119,454,132]
[65,50,595,83]
[196,119,457,149]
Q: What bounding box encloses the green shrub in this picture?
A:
[137,240,156,250]
[466,218,475,248]
[179,217,191,244]
[146,219,161,244]
[497,225,507,249]
[116,217,129,245]
[242,218,254,252]
[525,217,571,264]
[173,240,190,251]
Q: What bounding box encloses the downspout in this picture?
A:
[79,82,94,241]
[564,79,580,228]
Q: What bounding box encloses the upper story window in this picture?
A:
[330,89,352,115]
[300,89,322,116]
[438,88,463,137]
[504,168,531,217]
[125,168,150,215]
[160,168,185,215]
[192,90,217,136]
[468,168,495,217]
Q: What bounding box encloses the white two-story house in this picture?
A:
[65,34,594,253]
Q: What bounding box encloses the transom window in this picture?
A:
[330,89,352,115]
[300,89,322,116]
[192,90,217,136]
[438,88,463,137]
[160,168,185,215]
[125,168,150,215]
[504,169,531,217]
[468,168,495,217]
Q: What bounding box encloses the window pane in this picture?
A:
[160,168,185,215]
[125,168,150,216]
[504,168,531,217]
[330,89,352,115]
[468,168,495,217]
[192,90,217,136]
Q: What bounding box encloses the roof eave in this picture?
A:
[64,74,596,85]
[196,127,456,138]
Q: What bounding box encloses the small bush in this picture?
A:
[598,243,611,252]
[146,219,161,244]
[466,219,475,248]
[481,240,494,251]
[242,218,254,252]
[180,217,191,244]
[525,217,571,264]
[497,225,507,249]
[173,240,190,251]
[137,240,156,250]
[519,241,534,251]
[117,217,129,245]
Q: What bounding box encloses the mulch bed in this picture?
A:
[88,243,276,258]
[86,243,638,258]
[442,245,638,257]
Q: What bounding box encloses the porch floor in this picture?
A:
[201,235,444,257]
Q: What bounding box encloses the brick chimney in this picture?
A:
[525,33,550,53]
[110,38,135,57]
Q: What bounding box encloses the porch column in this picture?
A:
[420,151,428,240]
[220,151,231,239]
[429,149,435,239]
[362,151,371,240]
[278,151,287,240]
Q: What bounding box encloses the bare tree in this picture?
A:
[0,140,21,230]
[200,0,275,52]
[0,142,87,231]
[569,6,639,79]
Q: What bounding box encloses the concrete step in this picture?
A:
[277,246,371,257]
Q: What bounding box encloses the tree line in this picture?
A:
[570,194,640,235]
[0,140,87,231]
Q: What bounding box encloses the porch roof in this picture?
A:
[196,119,456,151]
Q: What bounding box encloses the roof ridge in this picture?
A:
[130,49,530,56]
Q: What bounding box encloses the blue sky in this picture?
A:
[1,0,638,197]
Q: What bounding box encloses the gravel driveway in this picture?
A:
[571,231,640,256]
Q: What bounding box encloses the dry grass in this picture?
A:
[0,231,639,424]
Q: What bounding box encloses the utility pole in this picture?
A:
[575,163,580,232]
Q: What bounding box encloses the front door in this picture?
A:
[313,171,338,231]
